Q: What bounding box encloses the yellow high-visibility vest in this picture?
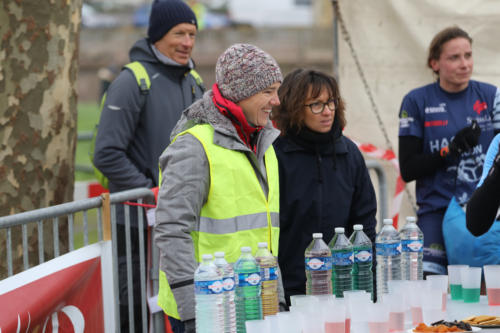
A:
[157,124,279,319]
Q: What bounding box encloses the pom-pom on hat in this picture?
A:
[215,43,283,102]
[148,0,197,44]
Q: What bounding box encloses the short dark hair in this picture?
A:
[272,69,346,136]
[427,26,472,74]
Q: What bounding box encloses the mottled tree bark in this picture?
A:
[0,0,82,278]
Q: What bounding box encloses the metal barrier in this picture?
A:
[0,188,160,333]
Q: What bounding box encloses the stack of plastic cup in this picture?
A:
[484,265,500,306]
[447,264,468,300]
[368,303,389,333]
[461,266,482,303]
[421,287,445,324]
[426,275,448,311]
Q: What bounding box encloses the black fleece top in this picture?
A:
[274,120,377,300]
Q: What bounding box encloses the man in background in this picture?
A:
[93,0,204,331]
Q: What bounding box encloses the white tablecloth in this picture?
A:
[445,295,500,332]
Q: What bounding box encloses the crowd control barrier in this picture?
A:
[0,188,162,333]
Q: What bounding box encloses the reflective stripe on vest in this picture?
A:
[158,124,279,319]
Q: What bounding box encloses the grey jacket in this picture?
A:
[93,38,204,193]
[154,90,282,320]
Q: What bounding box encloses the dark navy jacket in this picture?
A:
[274,124,377,299]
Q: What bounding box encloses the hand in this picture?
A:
[183,319,196,333]
[447,121,481,157]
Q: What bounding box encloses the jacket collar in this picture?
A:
[170,89,280,158]
[279,118,348,155]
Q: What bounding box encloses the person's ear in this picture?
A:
[430,59,440,73]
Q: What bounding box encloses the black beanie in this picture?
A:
[147,0,197,44]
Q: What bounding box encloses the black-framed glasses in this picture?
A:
[304,99,337,114]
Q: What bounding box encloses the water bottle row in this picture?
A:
[305,225,374,299]
[376,217,424,301]
[194,243,279,333]
[304,217,424,302]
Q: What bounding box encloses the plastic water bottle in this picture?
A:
[349,224,374,298]
[214,252,237,333]
[329,227,353,298]
[376,219,402,300]
[234,247,262,332]
[305,233,333,295]
[194,254,224,333]
[400,216,424,280]
[255,242,279,317]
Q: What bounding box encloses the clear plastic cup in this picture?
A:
[460,266,481,303]
[447,264,468,300]
[408,280,427,326]
[277,312,302,333]
[350,298,371,333]
[426,275,448,310]
[301,308,324,333]
[323,303,346,333]
[246,319,270,333]
[290,294,308,307]
[421,287,445,324]
[484,265,500,306]
[381,293,406,332]
[368,303,389,333]
[264,315,280,332]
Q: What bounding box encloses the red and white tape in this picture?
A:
[353,141,404,228]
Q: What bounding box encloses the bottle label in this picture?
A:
[376,242,401,256]
[332,251,354,265]
[195,279,224,295]
[222,277,235,291]
[354,249,372,263]
[237,272,261,286]
[261,266,278,281]
[401,239,423,253]
[305,257,332,271]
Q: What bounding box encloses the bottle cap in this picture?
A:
[383,219,393,225]
[258,242,268,248]
[353,224,363,231]
[241,246,251,253]
[312,233,323,238]
[214,251,225,258]
[335,227,345,233]
[406,216,417,223]
[202,254,213,260]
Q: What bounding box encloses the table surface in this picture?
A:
[445,296,500,332]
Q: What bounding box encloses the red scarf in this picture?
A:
[211,83,262,152]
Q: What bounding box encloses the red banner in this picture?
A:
[0,257,105,332]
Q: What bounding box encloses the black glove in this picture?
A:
[183,319,196,333]
[446,120,481,158]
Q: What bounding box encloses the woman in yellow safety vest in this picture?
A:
[155,43,283,332]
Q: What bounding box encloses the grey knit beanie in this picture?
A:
[148,0,197,44]
[215,43,283,102]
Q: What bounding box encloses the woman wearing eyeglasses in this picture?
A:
[272,69,377,304]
